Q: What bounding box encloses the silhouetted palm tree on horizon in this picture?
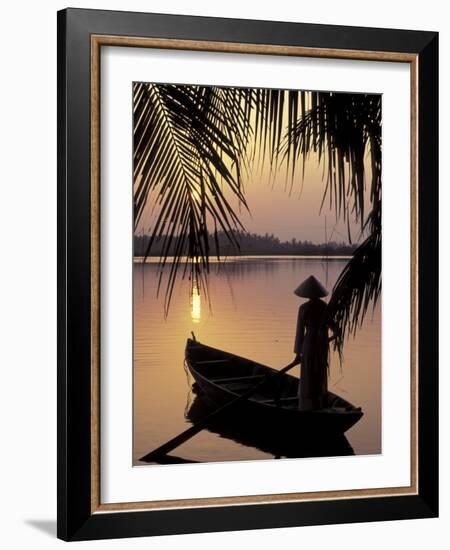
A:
[133,83,381,359]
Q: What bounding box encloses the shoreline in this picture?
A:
[133,254,353,263]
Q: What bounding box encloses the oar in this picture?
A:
[140,359,300,462]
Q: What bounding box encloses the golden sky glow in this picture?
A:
[137,147,372,244]
[135,88,374,244]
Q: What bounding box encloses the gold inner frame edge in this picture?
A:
[90,34,419,514]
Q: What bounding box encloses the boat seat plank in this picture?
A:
[213,375,265,384]
[195,359,230,365]
[259,396,298,404]
[220,382,271,395]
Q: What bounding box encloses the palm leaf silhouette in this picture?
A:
[134,83,250,310]
[133,83,382,355]
[279,91,382,356]
[134,84,303,311]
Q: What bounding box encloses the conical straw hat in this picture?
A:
[294,275,328,298]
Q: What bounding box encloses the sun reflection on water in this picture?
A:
[190,285,201,323]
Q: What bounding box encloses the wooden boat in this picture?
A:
[185,338,363,435]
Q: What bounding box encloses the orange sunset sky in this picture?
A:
[136,149,372,244]
[134,87,374,245]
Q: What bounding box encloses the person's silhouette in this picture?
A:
[292,276,330,411]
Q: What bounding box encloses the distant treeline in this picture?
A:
[134,230,357,257]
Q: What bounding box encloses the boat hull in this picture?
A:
[186,394,355,458]
[185,339,363,436]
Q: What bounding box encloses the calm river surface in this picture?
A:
[133,257,381,465]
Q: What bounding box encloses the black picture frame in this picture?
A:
[57,8,438,541]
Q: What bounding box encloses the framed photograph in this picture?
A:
[57,8,438,541]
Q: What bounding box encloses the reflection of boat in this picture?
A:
[185,339,363,437]
[186,394,355,458]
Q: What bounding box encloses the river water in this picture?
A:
[133,257,381,465]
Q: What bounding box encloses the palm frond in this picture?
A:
[279,92,382,352]
[133,83,250,311]
[134,84,383,354]
[279,92,381,229]
[326,229,381,360]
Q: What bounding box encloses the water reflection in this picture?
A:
[190,285,201,323]
[185,390,354,459]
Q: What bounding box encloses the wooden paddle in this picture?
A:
[140,359,300,463]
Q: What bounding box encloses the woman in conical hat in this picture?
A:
[292,275,330,411]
